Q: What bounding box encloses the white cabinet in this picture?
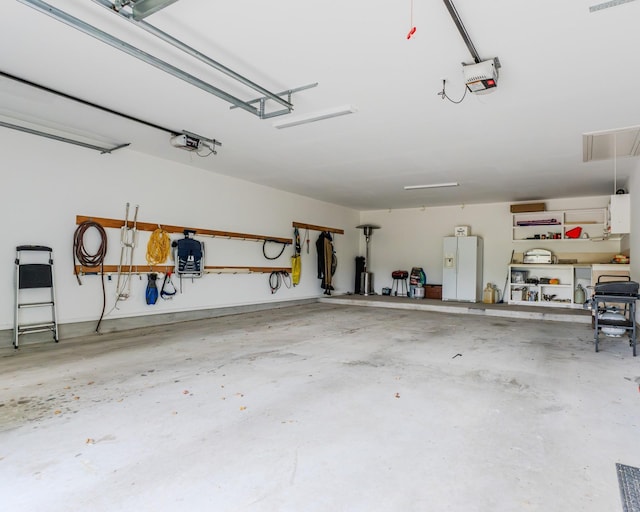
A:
[508,264,590,308]
[511,208,606,242]
[608,194,630,234]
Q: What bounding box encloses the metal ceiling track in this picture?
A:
[442,0,482,63]
[229,83,318,120]
[590,0,637,12]
[90,0,301,117]
[0,70,219,152]
[0,120,130,153]
[19,0,314,119]
[113,0,178,21]
[442,0,500,70]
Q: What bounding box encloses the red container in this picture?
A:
[565,226,582,239]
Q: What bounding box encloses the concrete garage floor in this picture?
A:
[1,303,639,512]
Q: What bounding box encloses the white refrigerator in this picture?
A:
[442,236,483,302]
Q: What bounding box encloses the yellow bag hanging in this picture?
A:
[291,227,302,286]
[291,254,301,286]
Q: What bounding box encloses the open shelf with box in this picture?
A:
[512,208,606,242]
[512,210,563,242]
[508,264,590,308]
[562,208,607,240]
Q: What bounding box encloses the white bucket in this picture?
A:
[412,286,425,299]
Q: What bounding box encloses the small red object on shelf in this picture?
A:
[565,226,582,239]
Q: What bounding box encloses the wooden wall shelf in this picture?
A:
[77,215,292,244]
[292,221,344,235]
[205,266,291,274]
[75,265,291,275]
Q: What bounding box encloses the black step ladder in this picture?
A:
[14,245,59,349]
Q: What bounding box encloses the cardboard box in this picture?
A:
[510,202,545,213]
[425,284,442,299]
[454,225,470,236]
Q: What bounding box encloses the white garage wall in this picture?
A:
[4,127,634,341]
[2,129,359,331]
[628,163,639,321]
[359,196,621,297]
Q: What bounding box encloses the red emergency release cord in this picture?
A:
[407,0,416,39]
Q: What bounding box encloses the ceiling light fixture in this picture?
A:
[272,105,357,129]
[403,182,459,190]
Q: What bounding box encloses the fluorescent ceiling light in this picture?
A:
[272,105,357,129]
[403,182,459,190]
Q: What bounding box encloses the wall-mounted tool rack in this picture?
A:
[75,215,292,275]
[74,265,291,275]
[205,266,290,274]
[292,221,344,234]
[77,215,292,243]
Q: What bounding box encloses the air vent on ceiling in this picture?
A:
[583,125,640,162]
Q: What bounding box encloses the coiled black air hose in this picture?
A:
[73,220,108,332]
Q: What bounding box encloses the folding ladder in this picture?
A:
[14,245,59,348]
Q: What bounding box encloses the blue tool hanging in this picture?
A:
[145,273,159,305]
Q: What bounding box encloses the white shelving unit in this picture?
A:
[512,208,606,242]
[508,264,591,308]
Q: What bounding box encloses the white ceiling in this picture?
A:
[1,0,639,210]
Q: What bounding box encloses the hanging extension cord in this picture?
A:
[269,271,291,294]
[437,79,468,104]
[146,227,171,265]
